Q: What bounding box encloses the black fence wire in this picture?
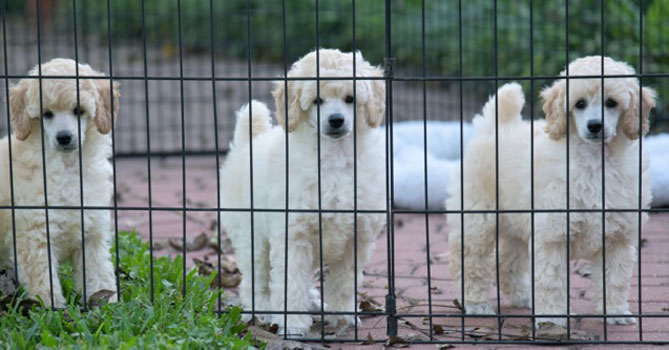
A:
[0,0,668,346]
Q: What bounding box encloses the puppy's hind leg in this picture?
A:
[499,233,531,309]
[233,226,271,324]
[448,213,496,315]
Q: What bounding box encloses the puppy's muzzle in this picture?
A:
[587,119,602,134]
[325,113,348,138]
[56,130,76,151]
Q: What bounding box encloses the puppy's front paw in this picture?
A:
[606,309,636,325]
[276,314,312,338]
[241,313,272,325]
[324,314,361,329]
[464,302,495,315]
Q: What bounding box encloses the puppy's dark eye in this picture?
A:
[43,111,53,119]
[575,99,586,109]
[605,99,618,108]
[73,106,85,115]
[344,95,354,104]
[314,97,323,105]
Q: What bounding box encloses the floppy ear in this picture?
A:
[541,80,567,141]
[361,64,385,128]
[9,80,33,141]
[272,80,304,132]
[94,79,121,134]
[621,85,656,140]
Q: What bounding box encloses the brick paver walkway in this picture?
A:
[115,156,669,348]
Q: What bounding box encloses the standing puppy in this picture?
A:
[1,58,120,307]
[447,57,655,328]
[220,49,386,336]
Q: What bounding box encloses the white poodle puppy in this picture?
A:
[447,56,655,328]
[0,58,120,307]
[219,49,387,336]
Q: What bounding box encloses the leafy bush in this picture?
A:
[62,0,668,127]
[0,232,255,349]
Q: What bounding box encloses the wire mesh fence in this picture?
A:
[1,0,668,346]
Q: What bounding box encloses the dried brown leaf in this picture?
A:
[452,299,463,311]
[385,335,409,348]
[363,333,375,345]
[87,290,116,308]
[168,232,209,252]
[360,300,382,312]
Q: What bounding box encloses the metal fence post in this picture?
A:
[383,0,398,338]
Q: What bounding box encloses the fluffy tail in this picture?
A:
[231,100,272,147]
[474,82,525,132]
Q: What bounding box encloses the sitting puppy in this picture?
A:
[0,58,120,307]
[220,48,387,336]
[447,56,655,328]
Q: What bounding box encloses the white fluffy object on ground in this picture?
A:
[388,121,473,210]
[646,134,669,207]
[391,121,669,209]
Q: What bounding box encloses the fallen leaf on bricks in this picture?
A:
[360,300,382,312]
[641,238,648,248]
[358,293,382,312]
[464,327,495,340]
[193,256,241,289]
[169,232,209,252]
[574,263,592,278]
[433,324,444,334]
[246,325,280,343]
[452,299,463,312]
[363,333,375,345]
[266,340,328,350]
[405,332,429,342]
[87,290,116,308]
[535,322,587,341]
[504,326,531,341]
[152,240,168,251]
[385,335,409,348]
[430,286,443,294]
[207,236,221,252]
[436,345,454,350]
[663,307,669,312]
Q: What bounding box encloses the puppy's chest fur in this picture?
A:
[567,145,646,239]
[4,153,112,253]
[291,151,385,254]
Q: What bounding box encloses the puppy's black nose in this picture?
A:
[56,131,72,146]
[328,114,345,129]
[587,120,602,133]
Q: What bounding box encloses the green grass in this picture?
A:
[0,232,256,349]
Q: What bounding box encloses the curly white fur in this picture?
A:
[0,58,120,307]
[219,49,387,336]
[446,57,656,328]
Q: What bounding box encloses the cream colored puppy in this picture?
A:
[220,49,387,336]
[0,58,120,307]
[447,56,655,328]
